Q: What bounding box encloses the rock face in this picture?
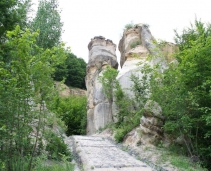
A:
[117,24,177,145]
[54,81,86,97]
[86,36,118,135]
[140,100,164,145]
[117,24,169,96]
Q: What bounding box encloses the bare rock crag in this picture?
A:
[86,36,118,135]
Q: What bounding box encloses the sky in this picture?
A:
[32,0,211,63]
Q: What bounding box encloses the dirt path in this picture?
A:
[66,135,153,171]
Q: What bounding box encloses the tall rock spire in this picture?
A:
[86,36,118,135]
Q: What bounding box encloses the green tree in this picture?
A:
[0,25,66,171]
[30,0,63,49]
[54,53,87,89]
[0,0,31,42]
[99,66,118,122]
[148,20,211,169]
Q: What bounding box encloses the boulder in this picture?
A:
[139,100,165,144]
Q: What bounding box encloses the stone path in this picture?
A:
[68,136,152,171]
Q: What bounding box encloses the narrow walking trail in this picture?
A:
[66,135,152,171]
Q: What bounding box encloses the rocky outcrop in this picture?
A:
[117,24,150,96]
[117,24,177,145]
[140,100,164,145]
[86,36,118,135]
[54,81,86,97]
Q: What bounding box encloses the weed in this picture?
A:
[130,40,140,49]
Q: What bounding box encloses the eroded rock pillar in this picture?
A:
[86,36,118,135]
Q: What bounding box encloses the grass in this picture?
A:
[156,145,207,171]
[34,161,74,171]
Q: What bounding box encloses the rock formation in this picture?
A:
[118,24,177,145]
[86,36,118,135]
[140,100,164,144]
[117,24,169,96]
[54,81,86,97]
[85,25,177,144]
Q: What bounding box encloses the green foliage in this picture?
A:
[31,0,87,89]
[30,0,63,49]
[34,155,74,171]
[130,40,140,49]
[54,53,87,89]
[146,20,211,169]
[99,67,143,142]
[0,25,66,171]
[130,65,152,106]
[98,66,119,123]
[114,119,140,143]
[34,163,74,171]
[45,132,71,160]
[50,95,87,135]
[0,0,31,41]
[124,22,134,30]
[99,66,118,102]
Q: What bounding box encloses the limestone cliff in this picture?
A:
[117,24,150,96]
[54,81,86,97]
[118,24,177,145]
[86,36,118,135]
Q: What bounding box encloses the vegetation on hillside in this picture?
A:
[0,0,85,170]
[99,67,144,142]
[49,95,87,136]
[101,20,211,169]
[54,52,87,89]
[149,20,211,169]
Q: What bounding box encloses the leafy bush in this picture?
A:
[50,95,87,135]
[45,132,71,160]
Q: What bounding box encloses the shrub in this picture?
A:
[45,132,71,160]
[50,95,87,135]
[124,22,134,30]
[130,40,140,49]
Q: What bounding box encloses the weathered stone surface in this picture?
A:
[139,100,165,144]
[72,135,152,171]
[144,100,163,119]
[123,127,141,147]
[118,26,146,68]
[54,81,86,97]
[117,24,152,100]
[94,103,111,129]
[116,24,178,145]
[86,36,118,135]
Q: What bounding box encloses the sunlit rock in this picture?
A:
[86,36,118,135]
